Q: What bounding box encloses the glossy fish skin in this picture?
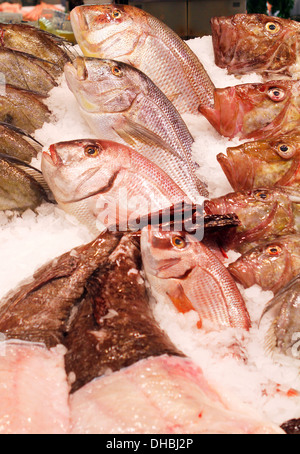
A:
[211,14,300,77]
[0,230,122,347]
[65,235,183,392]
[217,135,300,192]
[0,158,48,212]
[140,227,251,331]
[204,188,300,253]
[0,23,71,73]
[41,139,188,235]
[0,48,57,95]
[70,4,215,115]
[228,235,300,294]
[64,57,207,200]
[0,85,50,134]
[0,122,40,162]
[262,274,300,359]
[199,79,300,140]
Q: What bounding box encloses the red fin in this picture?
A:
[167,284,202,329]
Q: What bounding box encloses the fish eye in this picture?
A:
[265,22,281,33]
[267,87,286,102]
[266,245,282,256]
[171,235,186,249]
[276,143,295,159]
[84,145,100,157]
[253,189,270,201]
[111,65,123,77]
[111,10,121,19]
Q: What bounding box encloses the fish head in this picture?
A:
[211,14,300,76]
[41,139,130,204]
[141,227,200,280]
[200,80,300,139]
[64,57,146,114]
[217,135,300,191]
[70,4,145,58]
[228,236,300,293]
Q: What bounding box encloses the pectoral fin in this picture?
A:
[167,283,202,329]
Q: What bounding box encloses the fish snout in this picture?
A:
[228,258,257,289]
[45,144,63,167]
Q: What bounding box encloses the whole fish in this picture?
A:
[0,23,72,73]
[70,4,215,115]
[140,226,251,331]
[199,79,300,140]
[228,235,300,294]
[262,274,300,359]
[0,158,48,212]
[204,188,300,253]
[217,134,300,193]
[211,14,300,77]
[0,48,57,95]
[0,122,41,162]
[0,85,50,134]
[64,57,207,200]
[41,139,189,235]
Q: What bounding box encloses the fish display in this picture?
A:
[228,235,300,294]
[0,158,48,212]
[0,23,72,73]
[0,122,40,162]
[69,4,215,115]
[0,48,58,95]
[140,226,251,330]
[204,188,300,253]
[262,274,300,359]
[199,79,300,140]
[41,139,190,235]
[0,85,50,134]
[64,57,207,200]
[217,135,300,193]
[211,14,300,77]
[70,354,284,434]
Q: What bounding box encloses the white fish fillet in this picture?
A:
[70,354,284,434]
[0,341,70,434]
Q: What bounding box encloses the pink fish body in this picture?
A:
[140,227,251,330]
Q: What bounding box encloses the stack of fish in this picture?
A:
[209,12,300,383]
[0,22,73,212]
[0,4,300,434]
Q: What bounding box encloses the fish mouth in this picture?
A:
[217,149,256,191]
[65,58,87,82]
[227,260,256,289]
[43,145,62,167]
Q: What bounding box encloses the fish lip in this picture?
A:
[43,145,63,167]
[228,260,256,289]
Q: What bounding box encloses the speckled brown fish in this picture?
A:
[228,234,300,294]
[217,134,300,193]
[199,79,300,140]
[70,4,215,115]
[211,14,300,77]
[204,188,300,253]
[0,85,50,134]
[0,122,41,162]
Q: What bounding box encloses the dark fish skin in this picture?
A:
[0,85,50,134]
[0,231,123,347]
[0,48,58,95]
[0,23,72,72]
[204,188,300,253]
[64,235,183,393]
[0,158,48,211]
[211,14,300,77]
[281,418,300,434]
[262,274,300,359]
[0,122,40,162]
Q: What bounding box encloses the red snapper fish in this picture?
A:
[140,227,251,331]
[41,139,188,235]
[70,4,215,115]
[211,14,300,77]
[228,234,300,294]
[217,134,300,193]
[199,79,300,140]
